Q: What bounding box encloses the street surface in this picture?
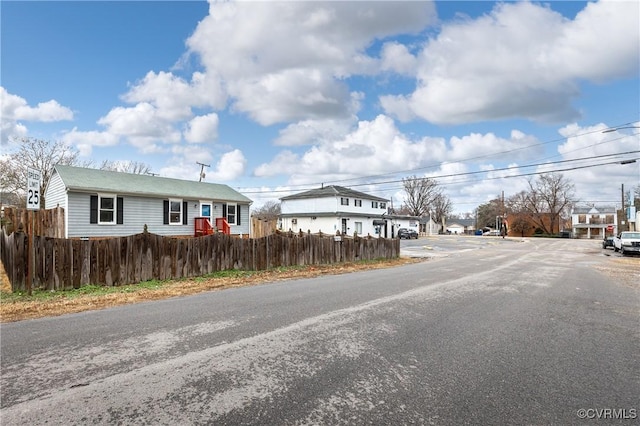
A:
[1,236,638,425]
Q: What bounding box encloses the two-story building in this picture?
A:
[570,205,618,239]
[279,185,404,238]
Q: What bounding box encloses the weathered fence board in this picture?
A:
[2,207,65,238]
[1,229,399,292]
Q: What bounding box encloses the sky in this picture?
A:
[2,0,639,216]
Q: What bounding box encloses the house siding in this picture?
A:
[280,186,393,238]
[281,214,401,238]
[281,196,387,216]
[44,172,68,210]
[42,165,252,239]
[67,192,251,238]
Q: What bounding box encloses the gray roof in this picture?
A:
[448,218,476,228]
[572,205,617,214]
[51,165,252,204]
[280,185,388,202]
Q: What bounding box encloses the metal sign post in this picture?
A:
[26,168,41,296]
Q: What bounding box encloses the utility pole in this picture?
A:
[196,162,210,182]
[621,183,626,231]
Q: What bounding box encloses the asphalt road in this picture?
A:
[1,237,638,425]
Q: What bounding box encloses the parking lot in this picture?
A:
[399,234,636,259]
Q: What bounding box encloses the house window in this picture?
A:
[227,203,237,225]
[355,199,362,207]
[372,201,378,208]
[99,194,116,224]
[170,199,182,224]
[90,195,123,225]
[355,221,362,235]
[341,197,349,206]
[380,202,386,209]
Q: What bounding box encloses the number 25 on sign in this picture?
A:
[27,168,42,210]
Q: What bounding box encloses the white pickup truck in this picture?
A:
[613,231,640,256]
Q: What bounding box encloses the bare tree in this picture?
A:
[1,137,90,207]
[431,192,452,232]
[100,160,152,175]
[402,175,440,217]
[524,173,576,235]
[252,200,281,219]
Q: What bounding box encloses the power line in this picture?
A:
[321,123,638,186]
[239,150,639,195]
[238,120,639,195]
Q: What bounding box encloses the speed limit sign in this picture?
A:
[26,168,42,210]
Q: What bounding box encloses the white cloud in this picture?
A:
[274,118,355,147]
[448,130,542,163]
[254,114,443,184]
[187,0,436,125]
[1,120,28,145]
[256,114,547,188]
[15,99,74,122]
[62,128,120,157]
[160,147,246,182]
[123,71,226,121]
[97,102,182,150]
[557,122,640,160]
[550,0,640,82]
[207,149,247,181]
[380,42,417,76]
[184,113,219,143]
[381,0,639,125]
[69,71,225,155]
[555,122,640,204]
[0,87,73,144]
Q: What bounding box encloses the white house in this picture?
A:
[570,205,617,239]
[44,165,252,239]
[279,185,401,238]
[445,219,476,235]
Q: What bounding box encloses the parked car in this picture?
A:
[483,230,500,236]
[397,228,418,239]
[613,231,640,255]
[602,236,615,249]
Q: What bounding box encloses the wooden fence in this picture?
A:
[1,229,399,292]
[1,206,65,238]
[1,224,27,290]
[251,217,278,238]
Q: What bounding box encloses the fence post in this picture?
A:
[12,223,28,292]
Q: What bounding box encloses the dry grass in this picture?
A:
[593,256,640,289]
[2,252,637,324]
[0,258,422,323]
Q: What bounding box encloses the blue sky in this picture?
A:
[2,0,639,215]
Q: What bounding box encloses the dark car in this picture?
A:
[397,228,418,239]
[602,236,615,249]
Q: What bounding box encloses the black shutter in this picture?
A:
[222,204,227,218]
[117,197,124,224]
[237,205,241,225]
[163,200,169,224]
[90,195,98,224]
[183,201,188,225]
